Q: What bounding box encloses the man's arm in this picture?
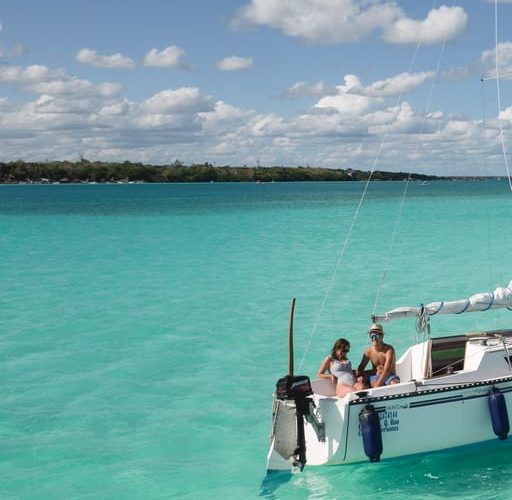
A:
[356,351,370,377]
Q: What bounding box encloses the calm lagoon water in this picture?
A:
[1,181,512,499]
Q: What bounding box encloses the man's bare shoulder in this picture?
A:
[382,343,396,356]
[363,346,373,356]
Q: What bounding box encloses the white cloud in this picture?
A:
[351,71,436,97]
[0,62,508,175]
[134,112,203,132]
[367,102,425,134]
[234,0,399,44]
[499,106,512,122]
[200,101,250,127]
[441,66,473,81]
[0,41,26,61]
[481,42,512,79]
[4,99,92,131]
[382,6,468,45]
[98,99,132,116]
[0,64,122,109]
[282,81,336,99]
[217,56,253,71]
[32,94,100,115]
[144,87,214,114]
[143,46,189,69]
[0,64,64,84]
[234,1,468,45]
[26,79,121,98]
[314,75,373,116]
[76,48,135,69]
[310,71,435,126]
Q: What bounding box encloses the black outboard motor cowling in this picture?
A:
[276,375,313,401]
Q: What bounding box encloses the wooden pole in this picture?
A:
[288,297,296,376]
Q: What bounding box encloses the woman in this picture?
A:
[317,338,363,397]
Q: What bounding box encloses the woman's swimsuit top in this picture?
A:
[330,357,352,378]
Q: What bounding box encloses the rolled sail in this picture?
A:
[373,280,512,323]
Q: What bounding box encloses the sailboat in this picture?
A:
[267,284,512,470]
[266,3,512,472]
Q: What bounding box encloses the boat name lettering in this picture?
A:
[380,410,400,433]
[386,403,409,410]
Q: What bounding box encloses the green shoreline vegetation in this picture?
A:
[0,159,471,184]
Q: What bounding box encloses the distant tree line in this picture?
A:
[0,159,442,184]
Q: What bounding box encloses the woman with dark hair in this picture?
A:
[317,338,364,397]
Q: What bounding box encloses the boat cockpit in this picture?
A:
[311,329,512,398]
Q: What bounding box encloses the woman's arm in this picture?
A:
[317,356,335,384]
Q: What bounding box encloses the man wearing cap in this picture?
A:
[356,323,400,387]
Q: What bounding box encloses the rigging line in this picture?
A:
[494,0,512,193]
[297,2,438,371]
[493,0,512,328]
[480,78,496,328]
[372,2,451,317]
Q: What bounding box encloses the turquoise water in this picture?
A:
[1,181,512,499]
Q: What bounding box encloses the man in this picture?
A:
[356,323,400,387]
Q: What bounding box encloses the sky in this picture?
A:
[1,0,512,175]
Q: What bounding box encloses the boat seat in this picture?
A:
[311,378,336,396]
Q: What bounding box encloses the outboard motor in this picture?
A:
[270,298,324,471]
[488,387,510,440]
[275,374,313,470]
[359,404,383,462]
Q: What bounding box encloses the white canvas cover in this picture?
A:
[373,280,512,323]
